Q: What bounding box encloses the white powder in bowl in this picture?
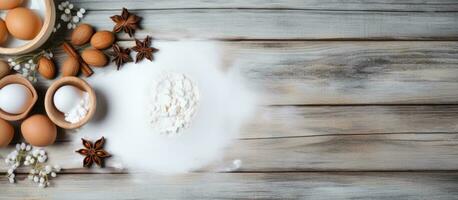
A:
[65,92,90,124]
[148,73,200,135]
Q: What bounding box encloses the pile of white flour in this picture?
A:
[149,73,200,135]
[75,41,257,174]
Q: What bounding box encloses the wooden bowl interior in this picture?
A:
[0,74,38,121]
[45,77,96,129]
[0,0,56,55]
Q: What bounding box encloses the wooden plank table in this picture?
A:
[1,0,458,199]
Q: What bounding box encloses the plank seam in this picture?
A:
[6,170,458,175]
[239,132,458,140]
[84,8,458,13]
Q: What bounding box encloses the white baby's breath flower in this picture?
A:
[61,14,70,22]
[38,157,46,163]
[5,143,60,188]
[56,1,85,31]
[72,16,79,23]
[54,165,61,172]
[45,165,52,173]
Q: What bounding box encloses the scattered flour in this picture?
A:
[75,41,258,174]
[149,73,199,135]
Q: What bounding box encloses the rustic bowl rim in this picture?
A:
[0,74,38,121]
[44,77,97,129]
[0,0,56,55]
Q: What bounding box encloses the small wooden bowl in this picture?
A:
[45,77,96,129]
[0,0,56,55]
[0,74,38,121]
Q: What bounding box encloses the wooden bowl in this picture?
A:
[45,77,96,129]
[0,0,56,55]
[0,74,38,121]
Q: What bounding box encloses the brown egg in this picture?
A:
[21,114,57,147]
[0,118,14,147]
[5,7,42,40]
[0,19,8,45]
[0,0,23,10]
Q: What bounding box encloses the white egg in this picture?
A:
[0,84,32,114]
[53,85,84,114]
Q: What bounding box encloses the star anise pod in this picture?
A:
[132,36,158,63]
[76,137,111,168]
[111,44,133,70]
[110,8,141,38]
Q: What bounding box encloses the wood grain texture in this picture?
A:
[53,41,458,105]
[3,105,457,173]
[244,105,458,138]
[79,10,458,40]
[228,41,458,105]
[2,131,458,172]
[226,133,458,172]
[71,0,458,11]
[1,172,458,199]
[2,0,458,198]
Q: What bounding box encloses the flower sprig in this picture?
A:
[7,51,53,82]
[55,1,86,31]
[4,143,61,188]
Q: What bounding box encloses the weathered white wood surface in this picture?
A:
[52,41,458,105]
[79,10,458,40]
[1,0,458,199]
[2,172,458,200]
[72,0,458,11]
[2,106,458,173]
[3,133,458,173]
